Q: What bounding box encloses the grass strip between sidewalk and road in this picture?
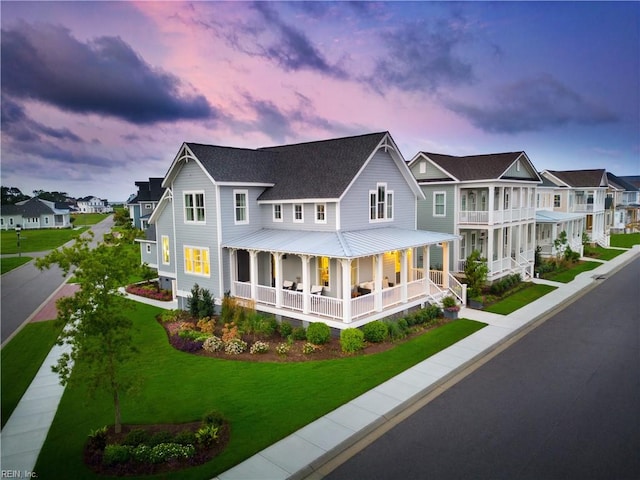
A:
[1,256,32,275]
[610,233,640,248]
[542,260,600,283]
[484,283,557,315]
[36,301,486,479]
[1,320,65,428]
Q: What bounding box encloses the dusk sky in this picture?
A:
[1,1,638,202]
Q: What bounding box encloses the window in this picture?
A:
[184,192,205,223]
[293,204,303,223]
[554,194,561,208]
[145,203,153,210]
[162,235,170,264]
[273,204,282,222]
[318,257,330,287]
[45,217,49,224]
[184,246,210,277]
[419,161,426,174]
[234,190,248,224]
[146,244,151,254]
[315,203,326,223]
[369,183,393,221]
[433,192,446,216]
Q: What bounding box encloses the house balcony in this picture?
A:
[459,207,536,225]
[571,203,595,213]
[457,249,534,281]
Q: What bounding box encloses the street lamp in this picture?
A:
[16,225,22,257]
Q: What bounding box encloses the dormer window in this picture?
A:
[369,183,393,221]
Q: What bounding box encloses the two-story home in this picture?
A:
[605,172,640,233]
[408,151,541,281]
[540,169,609,246]
[77,196,112,214]
[535,175,586,257]
[127,178,165,230]
[138,132,461,329]
[0,197,72,230]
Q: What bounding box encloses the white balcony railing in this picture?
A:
[459,207,536,225]
[310,294,343,318]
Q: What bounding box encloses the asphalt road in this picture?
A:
[325,257,640,480]
[1,216,115,344]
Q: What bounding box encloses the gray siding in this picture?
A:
[262,202,338,231]
[504,158,537,179]
[139,240,157,267]
[172,160,220,298]
[341,149,416,231]
[219,185,266,241]
[417,184,456,234]
[155,202,175,275]
[410,158,452,181]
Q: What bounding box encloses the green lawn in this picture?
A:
[610,232,640,248]
[1,227,88,254]
[542,260,600,283]
[1,320,65,427]
[584,245,625,261]
[36,302,485,479]
[484,283,557,315]
[0,255,32,274]
[71,213,110,226]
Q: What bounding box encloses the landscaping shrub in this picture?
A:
[202,336,224,353]
[224,338,248,355]
[221,322,240,343]
[149,443,195,463]
[103,445,131,465]
[87,426,107,451]
[188,284,201,318]
[250,340,270,354]
[197,317,215,334]
[306,322,331,345]
[276,342,290,356]
[169,335,204,353]
[125,285,172,301]
[386,320,406,341]
[363,321,388,343]
[397,318,409,333]
[122,429,149,447]
[202,410,225,427]
[423,304,442,323]
[292,326,307,341]
[302,342,320,354]
[195,425,220,447]
[198,288,215,318]
[340,328,364,354]
[278,321,293,338]
[159,309,187,323]
[220,293,237,324]
[148,431,174,447]
[173,430,197,446]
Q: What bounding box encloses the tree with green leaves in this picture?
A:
[464,249,489,299]
[36,229,143,433]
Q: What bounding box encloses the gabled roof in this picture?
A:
[413,151,541,182]
[131,177,166,204]
[619,175,640,188]
[543,169,607,188]
[15,197,55,216]
[163,132,418,202]
[607,172,639,192]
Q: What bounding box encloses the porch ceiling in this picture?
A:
[222,227,458,259]
[536,210,586,223]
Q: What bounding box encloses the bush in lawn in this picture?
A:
[363,321,388,343]
[340,328,364,354]
[87,426,108,451]
[122,428,149,447]
[148,431,174,447]
[159,309,187,323]
[202,335,224,353]
[198,288,215,318]
[195,425,220,447]
[150,443,195,462]
[397,318,409,333]
[169,335,204,353]
[202,410,225,427]
[278,321,293,338]
[224,338,248,355]
[276,342,290,356]
[292,326,307,341]
[424,304,442,324]
[220,293,237,324]
[306,322,331,345]
[174,430,197,446]
[187,283,201,318]
[197,317,216,334]
[302,342,320,354]
[386,320,406,341]
[250,340,270,354]
[221,322,240,343]
[103,444,132,465]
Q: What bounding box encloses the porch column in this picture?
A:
[301,255,311,314]
[341,259,352,323]
[400,249,408,303]
[273,252,283,308]
[442,241,450,289]
[249,249,258,300]
[375,253,383,312]
[422,245,430,280]
[487,229,494,276]
[229,249,237,296]
[488,185,495,225]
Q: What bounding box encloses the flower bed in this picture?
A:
[126,282,173,302]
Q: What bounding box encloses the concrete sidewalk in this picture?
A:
[1,247,637,477]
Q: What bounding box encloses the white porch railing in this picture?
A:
[447,273,467,304]
[256,285,276,306]
[352,293,375,319]
[382,284,403,308]
[310,294,343,318]
[429,270,443,286]
[234,281,251,299]
[459,210,490,224]
[283,289,303,312]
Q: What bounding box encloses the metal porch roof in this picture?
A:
[536,210,586,223]
[222,227,458,259]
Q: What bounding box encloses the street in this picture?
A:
[325,257,640,480]
[1,215,115,344]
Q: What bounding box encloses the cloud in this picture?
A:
[1,21,214,124]
[447,74,618,133]
[364,14,475,94]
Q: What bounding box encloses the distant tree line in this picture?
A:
[1,186,71,205]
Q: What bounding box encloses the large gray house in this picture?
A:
[138,132,462,328]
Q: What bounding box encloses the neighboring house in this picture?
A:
[409,151,541,281]
[536,175,585,257]
[0,197,72,230]
[540,169,609,246]
[606,172,640,233]
[127,178,165,230]
[138,132,461,329]
[77,196,112,213]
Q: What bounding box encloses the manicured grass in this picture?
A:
[610,232,640,248]
[0,255,32,274]
[1,227,88,254]
[542,260,600,283]
[584,245,625,261]
[1,320,65,427]
[36,302,485,479]
[484,283,557,315]
[71,213,109,226]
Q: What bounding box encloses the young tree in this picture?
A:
[36,229,143,433]
[464,249,489,299]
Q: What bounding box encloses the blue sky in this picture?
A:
[1,1,638,201]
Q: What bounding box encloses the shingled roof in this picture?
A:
[182,132,390,201]
[420,151,537,182]
[543,169,607,188]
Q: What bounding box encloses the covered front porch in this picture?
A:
[536,211,585,257]
[222,228,464,329]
